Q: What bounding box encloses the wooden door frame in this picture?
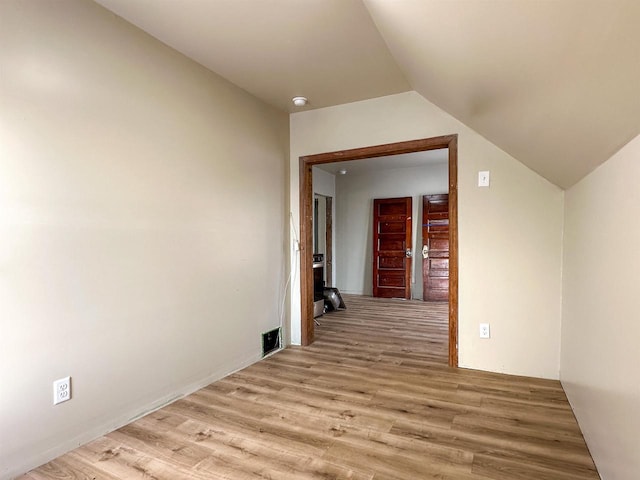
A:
[299,135,459,367]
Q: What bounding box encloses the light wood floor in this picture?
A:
[20,295,599,479]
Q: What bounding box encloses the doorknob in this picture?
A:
[422,245,429,259]
[405,248,412,258]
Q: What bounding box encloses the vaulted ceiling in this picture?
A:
[95,0,640,189]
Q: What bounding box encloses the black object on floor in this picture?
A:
[323,287,346,312]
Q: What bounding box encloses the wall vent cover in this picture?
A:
[262,327,281,357]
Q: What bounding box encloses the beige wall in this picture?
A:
[289,92,564,379]
[0,1,288,478]
[334,163,448,299]
[561,134,640,480]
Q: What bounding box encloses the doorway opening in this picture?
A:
[299,135,458,367]
[313,194,333,286]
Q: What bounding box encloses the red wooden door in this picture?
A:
[373,197,412,299]
[422,194,449,301]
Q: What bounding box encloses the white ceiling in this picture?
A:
[94,0,410,111]
[95,0,640,189]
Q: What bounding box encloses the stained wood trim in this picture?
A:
[448,138,459,367]
[299,135,459,367]
[300,160,314,345]
[303,135,457,165]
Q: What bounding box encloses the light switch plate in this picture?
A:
[478,171,490,187]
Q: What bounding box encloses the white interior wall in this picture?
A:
[561,134,640,480]
[313,166,337,198]
[334,163,448,298]
[0,2,288,478]
[289,92,564,380]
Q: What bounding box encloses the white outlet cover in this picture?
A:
[478,170,490,187]
[53,376,71,405]
[479,323,491,339]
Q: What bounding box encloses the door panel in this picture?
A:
[378,234,406,252]
[379,257,404,269]
[379,203,408,215]
[428,259,449,275]
[373,197,412,299]
[422,194,449,301]
[429,237,449,251]
[379,221,405,234]
[379,272,405,287]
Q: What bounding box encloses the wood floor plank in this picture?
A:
[171,418,372,480]
[23,294,599,479]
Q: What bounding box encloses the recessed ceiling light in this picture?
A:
[292,96,308,107]
[338,168,347,175]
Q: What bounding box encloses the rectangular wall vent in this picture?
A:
[262,327,281,357]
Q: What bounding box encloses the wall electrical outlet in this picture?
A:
[479,323,491,339]
[53,376,71,405]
